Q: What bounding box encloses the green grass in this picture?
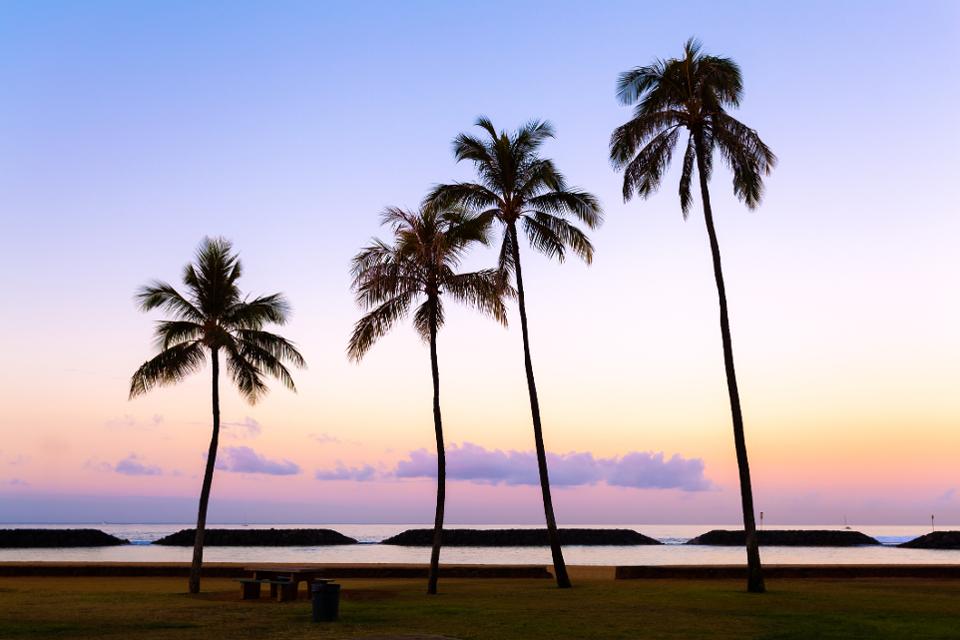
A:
[0,573,958,639]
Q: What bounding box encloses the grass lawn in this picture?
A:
[1,569,958,639]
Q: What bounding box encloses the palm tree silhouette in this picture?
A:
[129,237,306,594]
[349,205,509,595]
[609,39,776,593]
[428,118,603,588]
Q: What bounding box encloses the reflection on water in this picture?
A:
[1,523,956,565]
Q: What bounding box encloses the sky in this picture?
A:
[1,1,958,525]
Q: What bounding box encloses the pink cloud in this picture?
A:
[316,442,711,491]
[216,446,300,476]
[114,453,163,476]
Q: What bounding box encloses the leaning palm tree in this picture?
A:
[349,205,509,595]
[428,118,602,588]
[129,237,306,594]
[610,38,776,593]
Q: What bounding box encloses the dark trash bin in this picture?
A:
[311,581,340,622]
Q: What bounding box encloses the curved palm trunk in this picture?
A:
[427,307,446,595]
[189,347,220,594]
[508,223,571,589]
[694,134,765,593]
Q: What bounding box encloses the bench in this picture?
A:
[237,577,297,601]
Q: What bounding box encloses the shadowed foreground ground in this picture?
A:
[1,568,958,639]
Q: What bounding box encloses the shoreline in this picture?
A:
[2,562,959,580]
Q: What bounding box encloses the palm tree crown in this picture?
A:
[348,206,509,360]
[427,117,602,273]
[130,237,305,401]
[610,38,776,213]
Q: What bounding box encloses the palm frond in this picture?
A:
[237,329,306,369]
[621,127,680,201]
[713,113,777,173]
[609,110,684,168]
[154,320,204,350]
[444,269,511,325]
[234,338,297,394]
[713,113,776,209]
[347,292,415,361]
[223,341,268,403]
[616,60,668,106]
[516,158,565,197]
[512,119,555,157]
[697,54,743,108]
[520,215,566,262]
[129,341,206,399]
[350,238,398,279]
[526,190,603,229]
[136,282,203,321]
[523,212,595,264]
[224,293,291,329]
[426,182,501,213]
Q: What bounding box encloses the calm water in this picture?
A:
[2,523,956,565]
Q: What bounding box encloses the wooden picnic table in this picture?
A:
[242,566,332,601]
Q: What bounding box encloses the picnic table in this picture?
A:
[238,566,332,601]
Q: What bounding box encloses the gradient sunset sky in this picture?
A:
[1,1,958,525]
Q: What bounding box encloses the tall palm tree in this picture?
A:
[428,118,602,588]
[349,205,508,595]
[129,237,306,594]
[609,38,776,593]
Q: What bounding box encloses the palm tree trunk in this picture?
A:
[508,223,571,589]
[427,305,446,595]
[189,347,220,594]
[693,133,765,593]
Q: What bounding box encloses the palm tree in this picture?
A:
[428,118,602,588]
[349,205,509,595]
[129,237,306,594]
[609,38,776,593]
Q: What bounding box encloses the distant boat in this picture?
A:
[843,515,851,530]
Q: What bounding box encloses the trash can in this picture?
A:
[311,581,340,622]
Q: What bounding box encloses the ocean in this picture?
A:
[2,523,955,565]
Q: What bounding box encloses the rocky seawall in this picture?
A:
[0,529,129,547]
[899,532,960,549]
[381,528,662,546]
[152,528,358,546]
[685,529,880,546]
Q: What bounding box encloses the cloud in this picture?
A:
[216,446,300,476]
[114,454,163,476]
[936,488,957,503]
[604,451,711,491]
[310,432,341,444]
[8,478,29,487]
[223,417,262,439]
[314,463,377,481]
[326,443,711,491]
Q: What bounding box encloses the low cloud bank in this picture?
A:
[114,453,162,476]
[316,442,710,491]
[315,464,377,481]
[217,446,300,476]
